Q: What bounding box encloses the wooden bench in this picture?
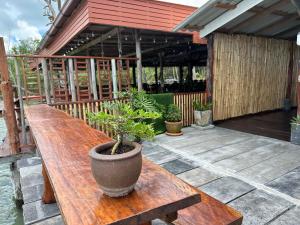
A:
[25,104,243,225]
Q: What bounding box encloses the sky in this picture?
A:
[0,0,208,51]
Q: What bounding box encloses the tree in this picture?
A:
[42,0,62,25]
[10,39,41,55]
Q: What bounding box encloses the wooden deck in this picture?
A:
[215,109,296,141]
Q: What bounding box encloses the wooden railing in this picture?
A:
[50,92,208,135]
[174,92,208,126]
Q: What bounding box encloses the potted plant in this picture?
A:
[88,101,161,197]
[291,116,300,145]
[165,104,183,136]
[193,101,212,127]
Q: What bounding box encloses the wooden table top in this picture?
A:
[25,105,201,225]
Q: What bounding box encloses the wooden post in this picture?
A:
[0,37,20,154]
[132,64,137,87]
[154,65,158,86]
[206,34,214,101]
[90,58,98,100]
[179,65,183,85]
[187,62,193,83]
[159,53,164,91]
[297,61,300,116]
[14,58,26,145]
[42,163,56,204]
[286,43,294,106]
[68,59,76,102]
[41,59,51,104]
[135,30,143,91]
[111,59,118,98]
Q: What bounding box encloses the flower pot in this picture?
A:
[194,110,212,127]
[165,121,183,136]
[89,141,142,197]
[291,123,300,145]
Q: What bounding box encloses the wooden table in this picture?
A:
[25,105,201,225]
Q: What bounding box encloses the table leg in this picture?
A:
[42,163,56,204]
[140,223,152,225]
[161,212,178,223]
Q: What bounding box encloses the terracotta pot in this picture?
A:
[291,123,300,145]
[165,121,182,135]
[194,110,212,127]
[89,141,142,197]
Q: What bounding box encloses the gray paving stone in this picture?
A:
[23,184,44,204]
[20,164,42,178]
[229,190,294,225]
[194,137,276,163]
[161,159,197,175]
[32,215,64,225]
[200,177,255,203]
[269,207,300,225]
[20,164,44,189]
[145,146,179,164]
[23,200,60,225]
[267,167,300,199]
[238,149,300,183]
[214,142,287,172]
[177,167,221,187]
[17,157,42,170]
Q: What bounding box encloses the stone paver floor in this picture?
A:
[19,126,300,225]
[147,126,300,225]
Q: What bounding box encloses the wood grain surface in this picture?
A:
[25,104,201,225]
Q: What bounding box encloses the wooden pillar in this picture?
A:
[159,53,164,91]
[297,61,300,116]
[14,58,26,144]
[111,59,118,98]
[132,64,137,87]
[42,59,51,104]
[187,63,193,83]
[90,58,98,100]
[179,65,184,85]
[206,34,214,101]
[286,43,294,100]
[68,59,76,102]
[135,30,143,91]
[0,37,20,154]
[154,65,158,85]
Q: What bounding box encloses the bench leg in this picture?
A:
[42,163,56,204]
[140,222,152,225]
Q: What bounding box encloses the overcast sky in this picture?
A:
[0,0,207,50]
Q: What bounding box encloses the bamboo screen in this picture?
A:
[291,43,300,106]
[213,33,291,121]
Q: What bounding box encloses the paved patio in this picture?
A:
[142,126,300,225]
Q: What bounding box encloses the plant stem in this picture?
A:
[111,134,122,155]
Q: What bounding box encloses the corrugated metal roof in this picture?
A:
[174,0,300,40]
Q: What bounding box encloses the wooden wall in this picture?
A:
[212,33,294,121]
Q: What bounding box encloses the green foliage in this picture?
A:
[165,104,182,122]
[291,116,300,125]
[88,101,161,154]
[10,39,40,55]
[193,101,212,111]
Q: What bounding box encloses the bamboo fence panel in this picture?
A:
[291,43,300,106]
[50,92,208,135]
[174,92,207,126]
[213,33,291,120]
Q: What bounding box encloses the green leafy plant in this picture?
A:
[165,104,182,122]
[88,101,161,155]
[193,101,212,111]
[291,116,300,125]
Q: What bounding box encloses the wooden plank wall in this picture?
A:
[88,0,196,32]
[212,33,292,121]
[50,92,208,136]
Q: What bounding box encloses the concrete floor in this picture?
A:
[146,126,300,225]
[18,126,300,225]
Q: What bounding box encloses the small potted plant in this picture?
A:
[165,104,183,136]
[88,101,161,197]
[291,115,300,145]
[193,101,212,127]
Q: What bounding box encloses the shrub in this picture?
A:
[165,104,182,122]
[193,101,212,111]
[291,116,300,125]
[88,101,161,155]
